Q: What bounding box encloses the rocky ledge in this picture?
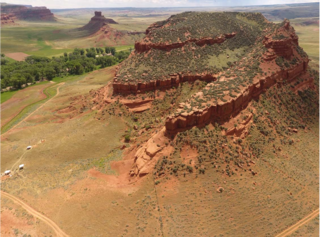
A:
[134,32,236,53]
[165,59,310,132]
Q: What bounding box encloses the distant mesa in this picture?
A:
[300,19,319,26]
[0,4,56,22]
[78,11,118,34]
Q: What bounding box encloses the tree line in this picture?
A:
[1,47,130,89]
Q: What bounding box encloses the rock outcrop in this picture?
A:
[165,59,309,132]
[113,72,218,94]
[1,13,16,25]
[89,11,117,25]
[134,32,236,53]
[263,21,298,59]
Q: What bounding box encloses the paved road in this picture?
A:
[1,191,69,237]
[275,208,319,237]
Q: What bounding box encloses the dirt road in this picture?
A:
[275,208,319,237]
[3,82,64,135]
[1,191,69,237]
[10,150,27,171]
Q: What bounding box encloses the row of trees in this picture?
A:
[63,47,117,59]
[1,48,130,89]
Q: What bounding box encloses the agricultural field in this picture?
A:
[290,17,319,68]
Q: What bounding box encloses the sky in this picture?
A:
[3,0,319,9]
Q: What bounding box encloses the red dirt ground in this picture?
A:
[1,207,37,236]
[5,52,30,61]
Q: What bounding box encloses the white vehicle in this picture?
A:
[4,170,11,175]
[19,164,25,170]
[26,146,32,150]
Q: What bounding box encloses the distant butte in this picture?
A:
[78,11,118,33]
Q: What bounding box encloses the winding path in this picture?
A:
[1,191,69,237]
[275,208,319,237]
[3,82,65,135]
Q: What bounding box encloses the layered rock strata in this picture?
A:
[165,59,309,131]
[113,73,218,94]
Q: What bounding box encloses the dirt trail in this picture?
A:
[3,83,65,135]
[1,191,69,237]
[10,151,27,171]
[276,208,319,237]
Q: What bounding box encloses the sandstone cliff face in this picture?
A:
[263,20,298,59]
[165,59,309,132]
[113,73,218,94]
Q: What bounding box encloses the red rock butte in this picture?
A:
[108,12,314,135]
[78,11,118,33]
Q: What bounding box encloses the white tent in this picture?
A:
[19,164,24,169]
[26,146,32,150]
[4,170,11,175]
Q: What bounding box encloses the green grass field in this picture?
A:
[24,38,74,57]
[1,90,18,103]
[0,14,153,57]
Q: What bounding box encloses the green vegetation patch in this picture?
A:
[1,90,18,103]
